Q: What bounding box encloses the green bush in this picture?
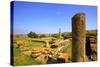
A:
[27,32,38,38]
[39,34,47,38]
[52,33,60,38]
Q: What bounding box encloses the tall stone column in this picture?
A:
[72,13,86,62]
[59,28,61,39]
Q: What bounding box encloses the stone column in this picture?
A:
[59,28,61,39]
[72,13,86,62]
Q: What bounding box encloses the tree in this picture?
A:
[62,32,72,39]
[52,33,60,38]
[39,34,47,38]
[27,32,38,38]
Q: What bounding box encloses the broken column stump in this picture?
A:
[72,13,86,62]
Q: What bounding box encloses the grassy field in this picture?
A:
[13,42,45,66]
[13,35,45,66]
[61,41,72,61]
[13,35,72,66]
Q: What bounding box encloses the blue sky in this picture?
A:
[12,1,97,34]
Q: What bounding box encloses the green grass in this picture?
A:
[13,36,46,66]
[13,42,44,66]
[14,44,22,56]
[14,56,41,66]
[27,41,45,50]
[13,36,72,65]
[61,41,72,61]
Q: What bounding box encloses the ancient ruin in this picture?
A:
[72,13,86,62]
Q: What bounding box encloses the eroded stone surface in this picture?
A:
[72,13,86,62]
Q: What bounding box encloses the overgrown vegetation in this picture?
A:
[13,35,72,65]
[13,36,45,66]
[27,32,38,38]
[13,29,97,65]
